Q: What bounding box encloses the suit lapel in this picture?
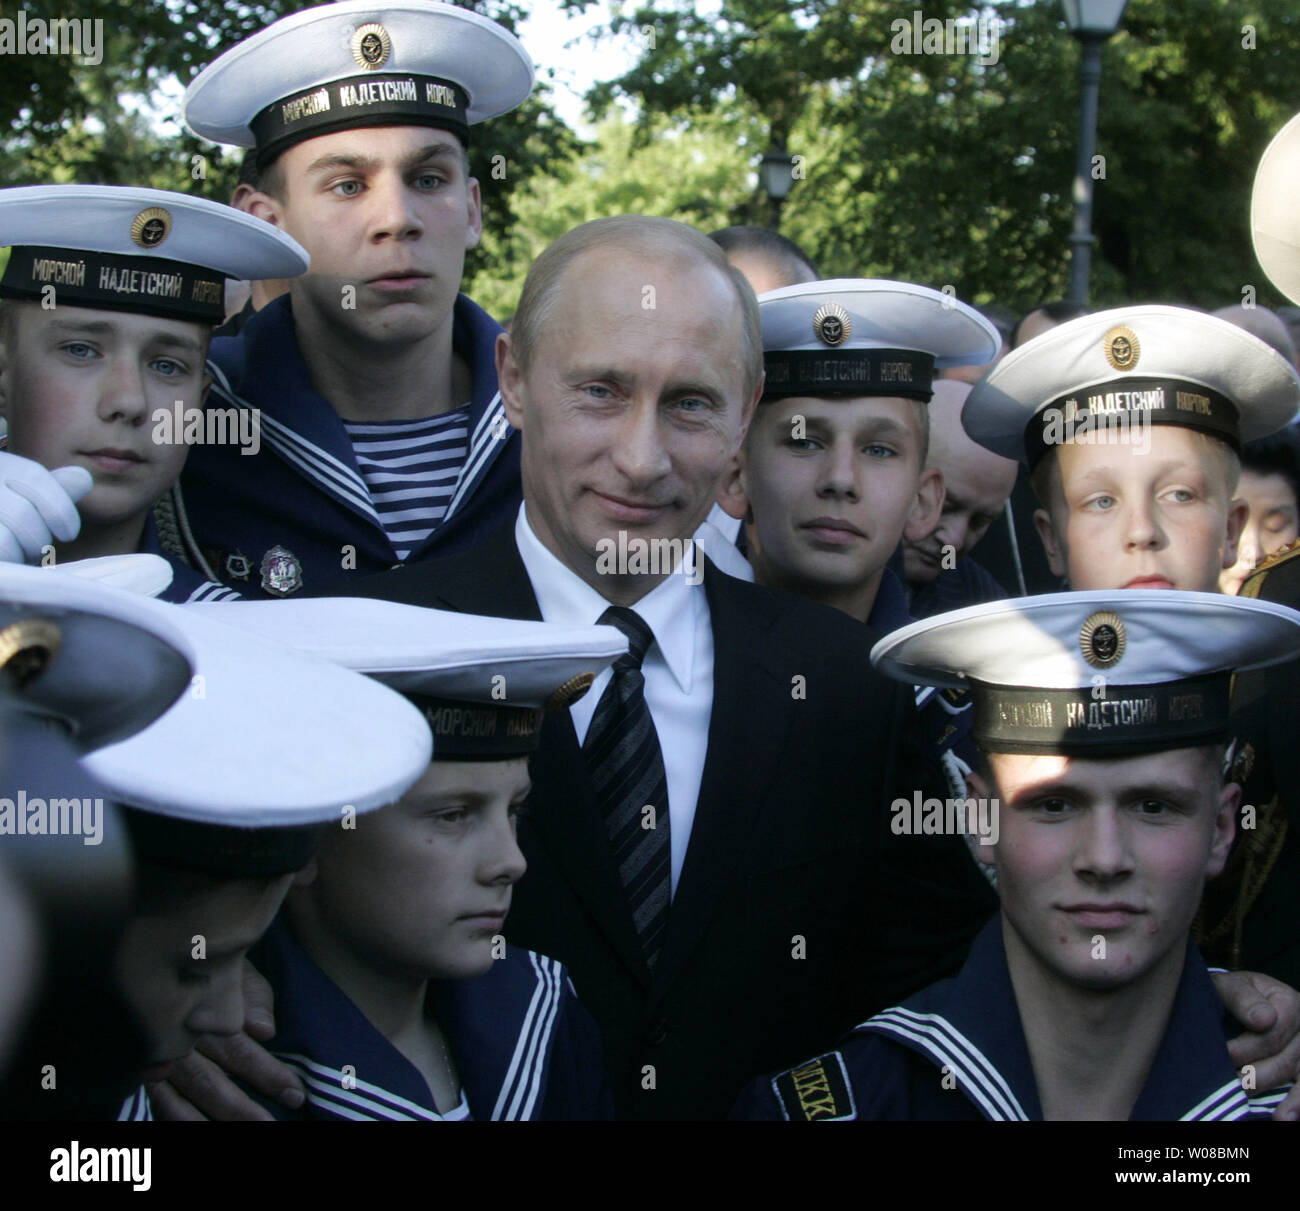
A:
[651,567,796,995]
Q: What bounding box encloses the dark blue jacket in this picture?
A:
[170,293,521,598]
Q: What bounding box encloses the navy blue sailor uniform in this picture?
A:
[139,514,240,604]
[164,292,520,599]
[734,919,1292,1121]
[249,917,613,1121]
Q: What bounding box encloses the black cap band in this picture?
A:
[761,349,935,401]
[408,695,543,760]
[0,245,226,324]
[251,73,470,168]
[972,673,1230,756]
[1024,377,1242,469]
[122,807,323,877]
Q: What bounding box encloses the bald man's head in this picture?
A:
[903,380,1019,585]
[709,226,818,295]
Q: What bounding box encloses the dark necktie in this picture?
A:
[584,605,672,968]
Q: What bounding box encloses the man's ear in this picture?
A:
[1206,781,1240,880]
[464,176,483,250]
[230,183,258,213]
[903,468,945,543]
[200,372,212,407]
[716,452,749,522]
[1221,497,1250,571]
[1033,506,1068,579]
[966,769,998,870]
[244,190,285,228]
[497,332,525,430]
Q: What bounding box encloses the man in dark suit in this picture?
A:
[324,217,975,1119]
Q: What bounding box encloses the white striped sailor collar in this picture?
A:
[254,915,564,1121]
[205,292,511,531]
[516,502,701,695]
[862,916,1277,1121]
[138,514,242,604]
[116,1085,153,1121]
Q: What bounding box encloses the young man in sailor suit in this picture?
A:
[190,599,622,1120]
[720,278,1005,968]
[735,590,1300,1120]
[159,1,536,598]
[0,186,308,602]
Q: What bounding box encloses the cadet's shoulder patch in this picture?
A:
[772,1051,856,1121]
[1240,537,1300,600]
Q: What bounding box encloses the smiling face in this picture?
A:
[115,872,294,1081]
[741,394,937,605]
[1220,469,1300,594]
[979,747,1235,992]
[292,758,529,983]
[254,126,481,347]
[1032,427,1246,592]
[500,244,759,601]
[0,301,205,537]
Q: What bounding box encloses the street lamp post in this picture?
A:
[1062,0,1129,305]
[759,148,795,230]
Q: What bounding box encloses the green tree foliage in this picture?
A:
[473,108,761,318]
[0,1,576,293]
[569,0,1300,311]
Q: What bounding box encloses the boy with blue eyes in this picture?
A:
[0,185,308,602]
[723,279,1007,1010]
[961,306,1300,594]
[728,279,1000,634]
[735,591,1300,1120]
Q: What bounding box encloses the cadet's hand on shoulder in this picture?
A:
[149,959,305,1121]
[0,453,91,563]
[1215,969,1300,1120]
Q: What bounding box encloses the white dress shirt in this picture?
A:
[514,503,713,896]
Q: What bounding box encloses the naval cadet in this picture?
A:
[720,278,1004,990]
[167,0,535,597]
[158,597,621,1120]
[737,590,1300,1120]
[0,186,308,601]
[962,304,1300,595]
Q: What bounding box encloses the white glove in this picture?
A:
[0,452,94,564]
